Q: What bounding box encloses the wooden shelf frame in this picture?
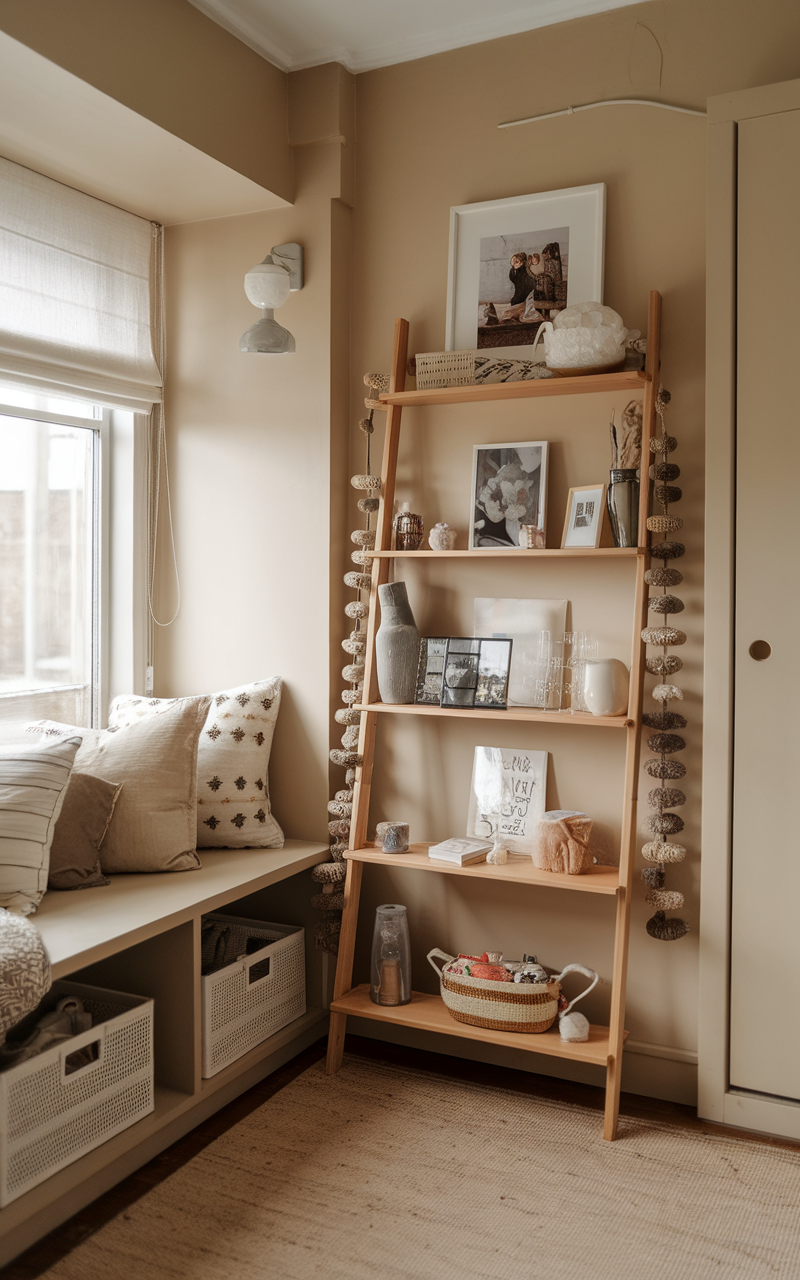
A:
[355,701,632,729]
[346,845,621,894]
[331,986,629,1066]
[379,369,649,407]
[327,295,661,1142]
[370,547,643,559]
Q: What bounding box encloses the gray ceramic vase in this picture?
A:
[376,582,420,704]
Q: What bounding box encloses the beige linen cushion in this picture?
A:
[0,736,82,914]
[32,697,210,873]
[48,773,122,890]
[108,679,284,850]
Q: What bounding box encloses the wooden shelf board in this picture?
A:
[356,702,633,729]
[346,845,620,894]
[379,370,649,407]
[36,839,328,978]
[369,547,644,560]
[332,986,627,1066]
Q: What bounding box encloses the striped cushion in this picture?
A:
[0,737,82,915]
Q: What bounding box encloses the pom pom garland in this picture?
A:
[645,654,683,675]
[321,374,389,952]
[646,912,690,941]
[642,710,687,731]
[648,787,686,808]
[650,434,678,454]
[652,462,681,482]
[642,626,687,646]
[645,812,685,836]
[644,756,687,779]
[350,474,381,491]
[640,386,691,940]
[651,541,685,560]
[645,567,683,588]
[655,484,682,505]
[345,601,369,619]
[652,683,684,702]
[641,867,666,888]
[311,861,347,884]
[335,708,362,725]
[642,841,686,864]
[647,515,684,534]
[645,889,685,910]
[649,594,684,615]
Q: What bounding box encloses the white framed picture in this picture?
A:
[471,441,548,549]
[562,483,607,549]
[446,183,606,361]
[467,746,548,854]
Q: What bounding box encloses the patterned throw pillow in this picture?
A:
[108,678,284,850]
[0,910,51,1039]
[0,737,82,915]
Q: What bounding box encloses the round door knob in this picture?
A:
[749,640,772,661]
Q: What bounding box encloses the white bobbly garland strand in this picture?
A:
[640,388,690,942]
[312,373,389,954]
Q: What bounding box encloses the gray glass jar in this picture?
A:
[607,468,640,548]
[370,904,411,1006]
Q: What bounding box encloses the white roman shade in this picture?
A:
[0,157,162,411]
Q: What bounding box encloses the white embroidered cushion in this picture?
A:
[108,678,284,850]
[0,736,82,915]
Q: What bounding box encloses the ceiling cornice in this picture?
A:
[188,0,644,75]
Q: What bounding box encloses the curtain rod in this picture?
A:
[498,98,706,128]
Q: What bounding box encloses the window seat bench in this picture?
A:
[0,838,329,1266]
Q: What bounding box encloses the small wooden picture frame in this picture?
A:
[561,484,608,549]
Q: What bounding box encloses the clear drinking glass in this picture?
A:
[370,904,411,1006]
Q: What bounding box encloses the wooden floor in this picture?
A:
[4,1034,800,1278]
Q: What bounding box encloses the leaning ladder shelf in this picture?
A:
[327,292,661,1141]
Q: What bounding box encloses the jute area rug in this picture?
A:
[43,1053,800,1280]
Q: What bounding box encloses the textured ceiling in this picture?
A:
[188,0,644,73]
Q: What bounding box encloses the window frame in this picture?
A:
[0,394,148,728]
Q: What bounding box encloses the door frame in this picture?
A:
[700,78,800,1136]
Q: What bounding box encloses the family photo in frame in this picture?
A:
[446,183,606,362]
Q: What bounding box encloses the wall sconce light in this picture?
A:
[240,242,304,353]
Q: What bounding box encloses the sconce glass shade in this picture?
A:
[239,311,296,354]
[240,251,297,354]
[243,255,291,310]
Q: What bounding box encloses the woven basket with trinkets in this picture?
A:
[427,949,562,1033]
[427,948,600,1037]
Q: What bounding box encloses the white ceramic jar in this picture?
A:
[582,658,629,717]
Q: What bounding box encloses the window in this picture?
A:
[0,387,146,729]
[0,388,105,727]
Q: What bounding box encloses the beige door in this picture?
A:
[729,109,800,1098]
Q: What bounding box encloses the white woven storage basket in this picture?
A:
[428,949,560,1034]
[201,914,305,1078]
[0,980,153,1206]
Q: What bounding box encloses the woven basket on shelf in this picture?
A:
[427,948,560,1033]
[415,350,476,390]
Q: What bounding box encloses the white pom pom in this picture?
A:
[652,683,683,703]
[559,1010,590,1043]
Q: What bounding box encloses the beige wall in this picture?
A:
[344,0,799,1100]
[155,141,351,842]
[0,0,292,198]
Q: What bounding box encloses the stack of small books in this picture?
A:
[428,837,492,867]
